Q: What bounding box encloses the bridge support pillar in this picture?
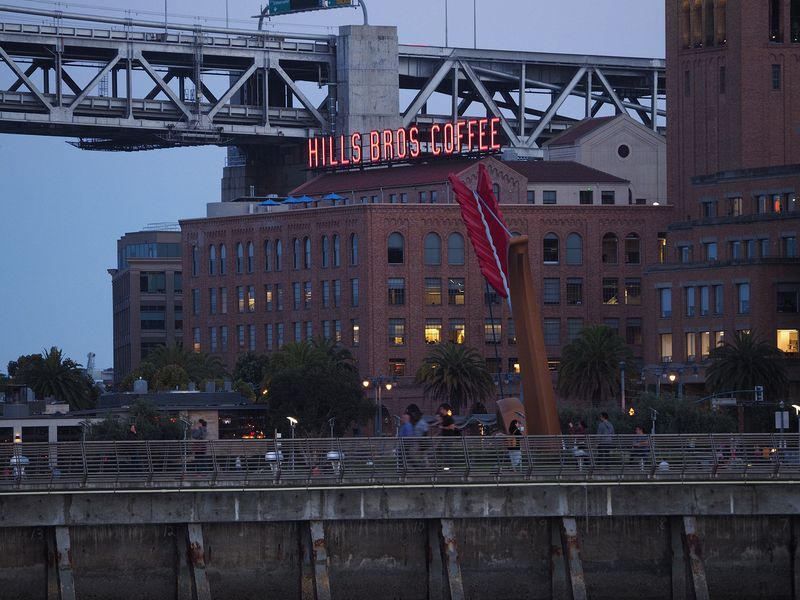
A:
[560,517,587,600]
[669,517,688,600]
[186,524,211,600]
[426,520,446,599]
[439,519,465,600]
[794,517,800,600]
[309,521,332,600]
[53,526,76,600]
[550,519,569,599]
[682,516,710,600]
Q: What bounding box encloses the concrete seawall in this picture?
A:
[1,482,798,599]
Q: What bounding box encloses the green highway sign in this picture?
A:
[268,0,352,16]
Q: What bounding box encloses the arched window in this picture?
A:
[566,233,583,265]
[303,237,311,269]
[692,0,702,46]
[209,245,216,275]
[448,232,465,265]
[625,233,641,264]
[350,233,359,266]
[715,0,727,45]
[192,245,199,277]
[275,240,282,271]
[292,238,301,270]
[236,242,244,273]
[321,236,329,268]
[219,244,227,275]
[543,233,559,264]
[247,241,254,273]
[264,240,271,272]
[424,232,441,265]
[388,232,404,264]
[680,0,691,47]
[333,234,341,267]
[492,183,501,202]
[703,0,715,46]
[602,233,618,264]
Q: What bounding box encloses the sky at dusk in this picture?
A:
[0,0,665,374]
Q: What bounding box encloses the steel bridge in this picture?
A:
[0,5,665,155]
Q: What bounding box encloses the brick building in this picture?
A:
[643,0,800,395]
[109,228,183,384]
[181,157,672,414]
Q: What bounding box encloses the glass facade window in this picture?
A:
[210,327,218,352]
[275,240,282,271]
[660,333,673,362]
[700,286,710,316]
[264,240,272,271]
[601,190,615,205]
[685,332,696,361]
[447,233,465,265]
[210,288,217,314]
[714,285,724,315]
[220,326,228,351]
[448,278,465,305]
[700,331,711,358]
[602,234,618,264]
[737,283,750,314]
[484,318,501,344]
[566,278,583,305]
[389,359,406,377]
[209,245,216,275]
[236,242,244,274]
[424,233,442,265]
[686,286,696,317]
[266,323,273,350]
[777,329,799,353]
[624,278,641,305]
[714,331,725,348]
[679,245,691,263]
[388,278,406,305]
[264,285,273,312]
[425,319,442,344]
[322,320,331,339]
[237,325,247,348]
[485,287,500,306]
[543,278,560,304]
[333,235,341,266]
[543,234,559,263]
[350,234,359,266]
[705,242,718,261]
[543,190,557,204]
[192,288,200,316]
[321,236,329,267]
[424,278,442,305]
[507,319,516,345]
[220,287,227,314]
[527,190,535,204]
[294,322,302,342]
[275,284,283,311]
[448,319,465,344]
[322,280,330,308]
[276,323,284,348]
[247,242,254,273]
[351,278,359,307]
[783,236,798,258]
[567,318,583,342]
[304,282,312,309]
[777,283,800,312]
[543,319,560,346]
[604,318,619,333]
[579,189,593,205]
[293,282,301,310]
[351,320,360,346]
[140,272,166,294]
[334,280,341,308]
[566,233,582,265]
[237,286,245,313]
[306,321,313,340]
[660,287,672,318]
[625,234,640,264]
[292,238,301,270]
[140,305,165,330]
[388,319,406,345]
[249,324,256,351]
[388,233,404,264]
[303,237,311,269]
[626,318,642,345]
[603,278,619,305]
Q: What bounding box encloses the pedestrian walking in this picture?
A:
[507,419,523,471]
[596,412,615,468]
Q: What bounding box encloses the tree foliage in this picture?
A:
[85,399,185,441]
[264,339,371,437]
[705,331,788,400]
[414,342,495,412]
[233,351,270,395]
[557,325,632,406]
[8,347,96,410]
[121,344,228,391]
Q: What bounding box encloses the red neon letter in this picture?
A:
[351,132,362,164]
[409,126,420,158]
[443,123,455,155]
[308,138,319,169]
[455,121,465,153]
[338,135,350,166]
[489,117,501,150]
[328,136,338,166]
[396,128,408,159]
[320,134,327,165]
[467,120,477,152]
[430,124,441,156]
[369,130,380,162]
[478,118,488,151]
[382,129,394,161]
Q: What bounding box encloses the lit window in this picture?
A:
[777,329,799,353]
[388,319,406,345]
[685,332,696,362]
[660,333,673,362]
[448,319,465,344]
[388,278,406,305]
[425,319,442,344]
[484,319,501,344]
[448,278,465,305]
[424,278,442,306]
[624,278,641,305]
[603,278,619,305]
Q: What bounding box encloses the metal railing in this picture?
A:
[1,434,799,491]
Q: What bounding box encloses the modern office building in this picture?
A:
[109,227,183,384]
[181,156,672,413]
[643,0,800,393]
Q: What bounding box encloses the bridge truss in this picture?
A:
[0,6,665,155]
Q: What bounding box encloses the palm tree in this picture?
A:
[142,344,227,388]
[16,346,93,410]
[557,325,632,405]
[705,331,788,400]
[415,342,495,412]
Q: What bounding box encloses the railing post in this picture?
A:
[461,435,471,480]
[145,441,154,487]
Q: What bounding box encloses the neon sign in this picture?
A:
[307,117,502,169]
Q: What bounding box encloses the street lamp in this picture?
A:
[362,376,394,436]
[286,416,298,439]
